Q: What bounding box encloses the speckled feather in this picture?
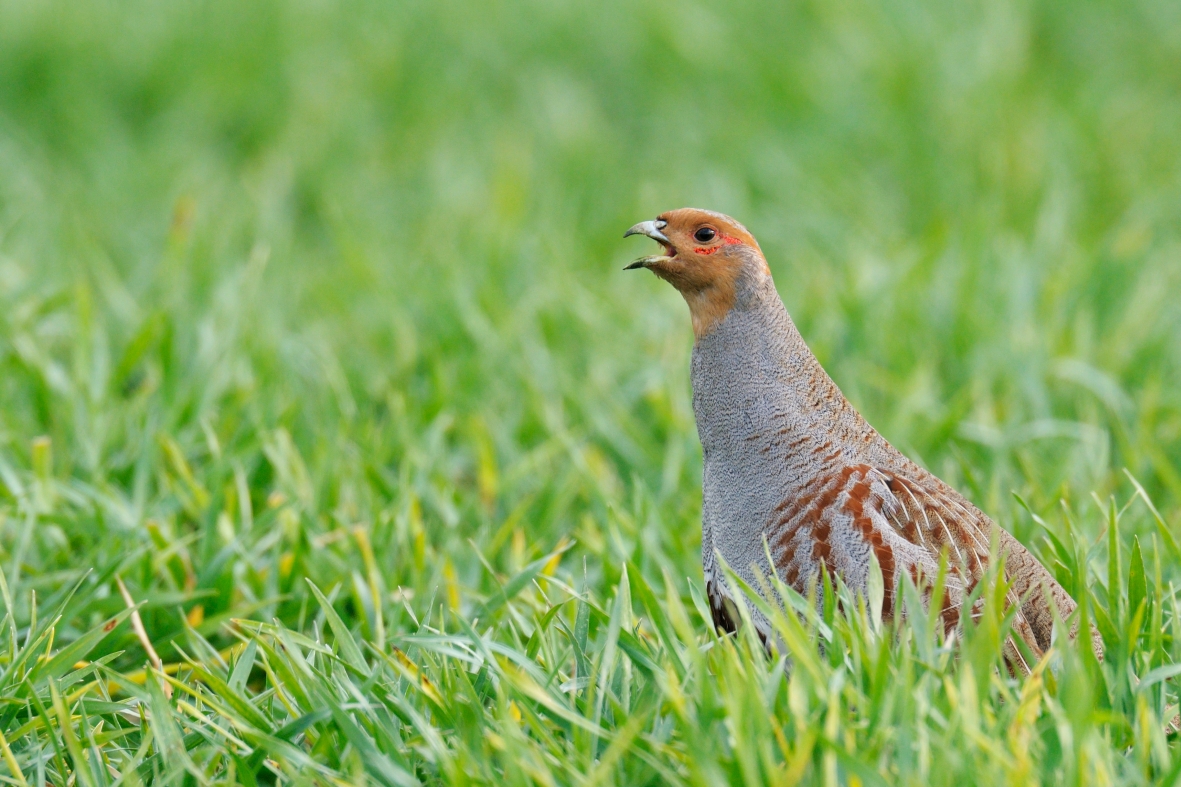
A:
[627,207,1102,671]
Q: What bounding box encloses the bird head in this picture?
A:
[624,207,770,339]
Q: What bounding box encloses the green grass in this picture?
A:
[1,0,1181,783]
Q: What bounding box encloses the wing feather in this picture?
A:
[765,464,1044,671]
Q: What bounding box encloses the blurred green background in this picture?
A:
[1,0,1181,781]
[4,0,1180,564]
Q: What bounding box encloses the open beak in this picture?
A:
[623,219,674,270]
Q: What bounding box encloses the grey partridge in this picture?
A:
[625,208,1101,670]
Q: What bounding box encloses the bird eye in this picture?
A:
[694,227,716,243]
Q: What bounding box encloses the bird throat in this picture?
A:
[652,253,747,340]
[681,283,738,340]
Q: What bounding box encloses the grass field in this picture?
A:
[1,0,1181,783]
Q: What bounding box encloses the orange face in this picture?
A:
[625,208,768,339]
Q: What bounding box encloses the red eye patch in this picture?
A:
[694,233,743,255]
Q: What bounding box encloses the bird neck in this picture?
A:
[690,276,868,458]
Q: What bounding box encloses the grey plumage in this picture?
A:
[626,207,1100,669]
